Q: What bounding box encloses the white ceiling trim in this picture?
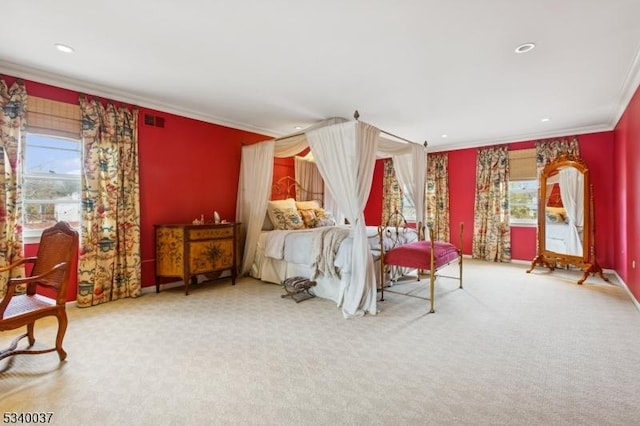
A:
[609,40,640,128]
[428,123,613,153]
[0,60,279,139]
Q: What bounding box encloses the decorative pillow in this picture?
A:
[295,200,321,210]
[298,209,318,228]
[270,207,305,230]
[314,208,336,227]
[267,198,304,231]
[267,198,297,229]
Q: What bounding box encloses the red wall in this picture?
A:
[363,160,384,225]
[447,134,616,265]
[137,107,267,287]
[6,75,268,299]
[614,84,640,302]
[448,148,478,256]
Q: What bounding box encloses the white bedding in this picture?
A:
[262,226,351,278]
[545,222,567,253]
[251,225,419,303]
[545,222,583,255]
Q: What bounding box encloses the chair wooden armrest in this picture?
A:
[4,262,68,288]
[0,257,36,273]
[0,221,78,363]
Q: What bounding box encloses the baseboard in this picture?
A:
[142,271,233,294]
[609,270,640,313]
[141,280,183,294]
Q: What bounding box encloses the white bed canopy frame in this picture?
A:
[236,115,427,318]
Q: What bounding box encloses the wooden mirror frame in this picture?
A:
[526,153,608,284]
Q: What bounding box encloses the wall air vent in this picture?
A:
[144,113,165,128]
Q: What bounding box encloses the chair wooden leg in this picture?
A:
[55,312,68,361]
[27,322,36,346]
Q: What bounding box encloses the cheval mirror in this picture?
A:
[526,153,608,284]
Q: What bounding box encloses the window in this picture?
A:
[509,180,537,225]
[509,148,537,226]
[401,192,416,222]
[23,133,82,240]
[22,96,82,241]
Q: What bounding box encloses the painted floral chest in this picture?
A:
[154,223,239,294]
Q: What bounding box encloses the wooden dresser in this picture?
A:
[154,222,239,295]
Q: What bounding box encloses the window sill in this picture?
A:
[509,221,537,228]
[24,235,42,245]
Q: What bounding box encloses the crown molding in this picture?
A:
[608,41,640,128]
[0,60,279,138]
[428,123,613,153]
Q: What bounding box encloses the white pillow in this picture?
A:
[295,200,321,210]
[267,198,304,230]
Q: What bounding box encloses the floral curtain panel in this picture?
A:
[535,136,580,174]
[381,158,403,225]
[77,97,141,307]
[426,152,449,241]
[472,146,511,262]
[0,78,26,298]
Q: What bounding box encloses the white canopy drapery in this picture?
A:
[236,118,426,318]
[559,167,584,256]
[293,154,323,202]
[375,138,427,231]
[294,154,346,225]
[306,121,379,317]
[235,141,275,275]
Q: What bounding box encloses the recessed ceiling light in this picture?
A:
[294,126,302,130]
[441,134,448,138]
[54,43,74,53]
[515,42,536,54]
[541,117,550,122]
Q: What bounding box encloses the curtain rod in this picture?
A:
[274,111,428,148]
[379,129,423,146]
[273,130,305,142]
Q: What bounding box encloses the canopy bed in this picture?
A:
[526,153,608,284]
[235,116,427,318]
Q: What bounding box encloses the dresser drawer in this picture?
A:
[189,226,233,240]
[189,239,234,273]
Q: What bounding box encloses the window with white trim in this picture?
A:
[22,96,82,241]
[23,133,81,240]
[509,148,538,226]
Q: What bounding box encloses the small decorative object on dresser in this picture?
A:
[155,222,239,295]
[213,211,221,224]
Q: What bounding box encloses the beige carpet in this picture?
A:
[1,259,639,426]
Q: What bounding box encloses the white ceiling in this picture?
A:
[2,0,640,150]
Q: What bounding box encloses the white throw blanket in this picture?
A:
[313,226,350,280]
[262,226,350,279]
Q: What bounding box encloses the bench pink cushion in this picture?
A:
[384,240,459,270]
